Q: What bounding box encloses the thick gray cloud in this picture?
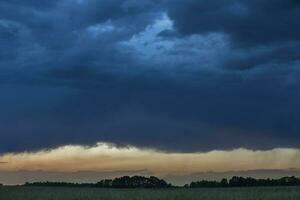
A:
[167,0,300,69]
[167,0,300,47]
[0,0,299,153]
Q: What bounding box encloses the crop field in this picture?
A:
[0,186,300,200]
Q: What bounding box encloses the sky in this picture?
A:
[0,0,300,185]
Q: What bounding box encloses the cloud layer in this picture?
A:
[0,0,299,153]
[1,142,300,176]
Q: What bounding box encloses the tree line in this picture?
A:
[24,176,171,188]
[16,176,300,188]
[188,176,300,188]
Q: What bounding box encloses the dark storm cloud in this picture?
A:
[224,43,300,70]
[1,69,300,153]
[167,0,300,47]
[0,0,58,9]
[167,0,300,69]
[0,0,300,153]
[0,0,161,67]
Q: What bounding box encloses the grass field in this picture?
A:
[0,186,300,200]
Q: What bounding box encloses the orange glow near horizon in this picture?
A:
[1,142,300,175]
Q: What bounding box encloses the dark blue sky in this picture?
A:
[0,0,300,153]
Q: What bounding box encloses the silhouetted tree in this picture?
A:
[111,176,169,188]
[96,179,113,187]
[220,178,228,187]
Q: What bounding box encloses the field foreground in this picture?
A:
[0,186,300,200]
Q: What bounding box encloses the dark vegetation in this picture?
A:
[189,176,300,188]
[24,176,171,188]
[20,176,300,188]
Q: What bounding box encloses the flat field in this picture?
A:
[0,186,299,200]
